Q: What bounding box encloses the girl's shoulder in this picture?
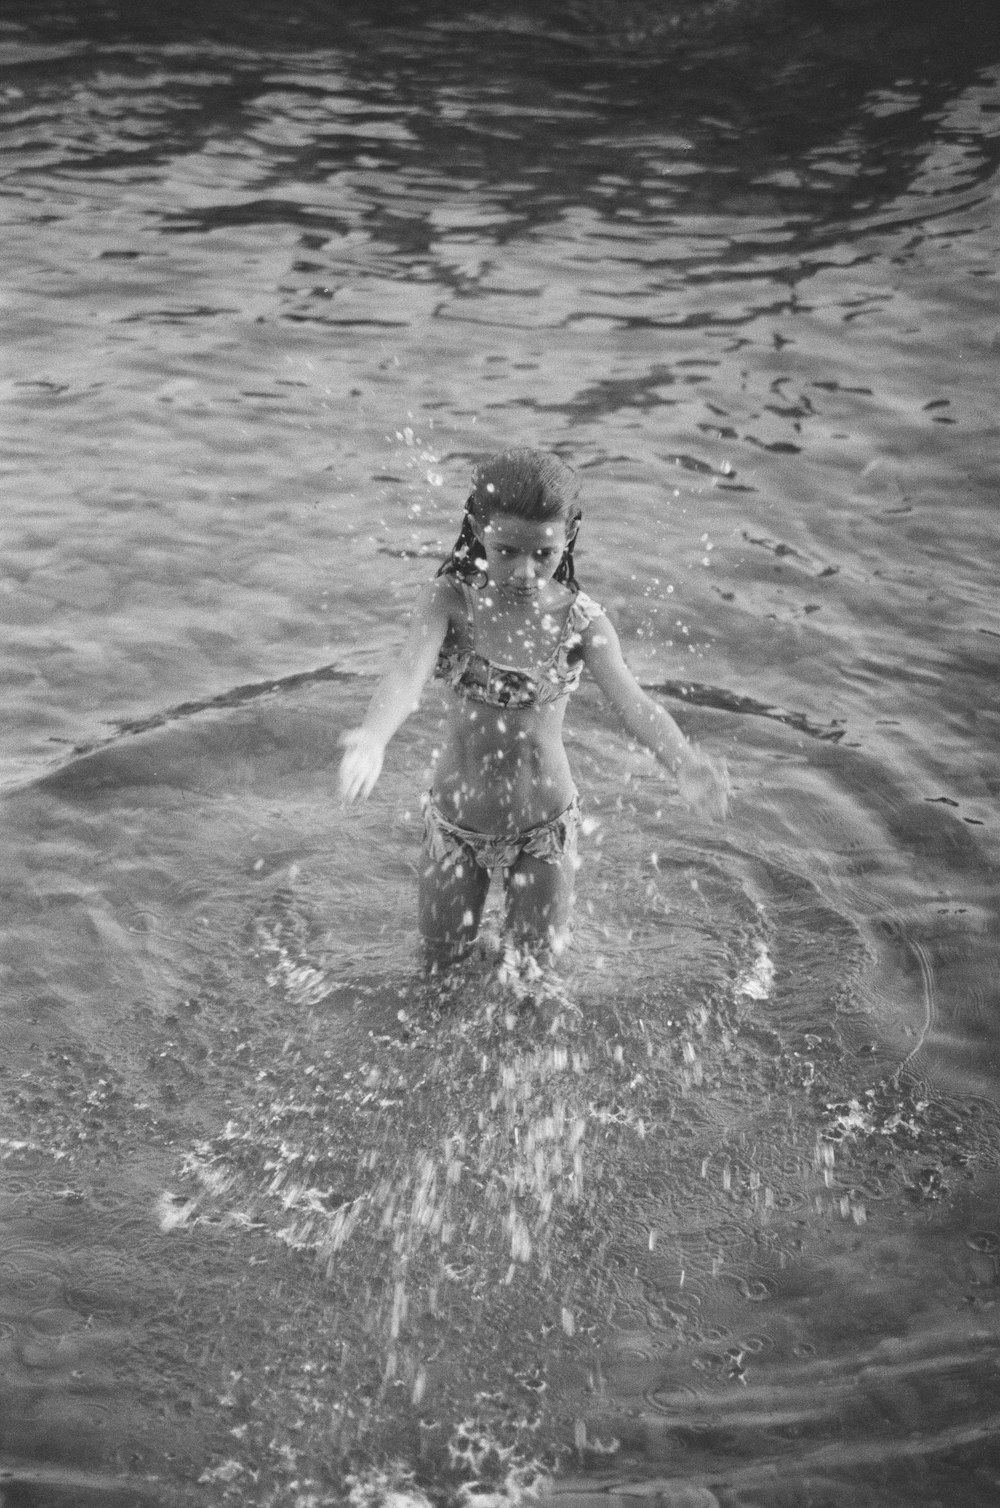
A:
[431,569,472,607]
[422,570,473,631]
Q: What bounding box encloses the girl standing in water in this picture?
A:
[339,449,730,971]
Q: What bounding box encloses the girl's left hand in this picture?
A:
[338,727,385,803]
[676,744,731,822]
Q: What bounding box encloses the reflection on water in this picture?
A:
[2,0,1000,1504]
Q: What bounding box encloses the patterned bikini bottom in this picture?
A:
[421,790,580,874]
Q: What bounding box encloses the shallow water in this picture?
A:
[2,1,1000,1504]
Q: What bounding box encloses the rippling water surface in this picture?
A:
[2,2,1000,1504]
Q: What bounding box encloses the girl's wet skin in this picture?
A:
[432,515,579,835]
[421,515,580,964]
[339,451,730,969]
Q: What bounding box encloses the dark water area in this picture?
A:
[2,1,1000,1505]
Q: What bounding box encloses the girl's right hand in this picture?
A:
[338,727,385,803]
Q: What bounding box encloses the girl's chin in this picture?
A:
[495,581,545,598]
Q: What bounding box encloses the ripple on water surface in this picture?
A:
[2,1,1000,1503]
[2,698,999,1504]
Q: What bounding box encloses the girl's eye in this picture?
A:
[493,545,555,561]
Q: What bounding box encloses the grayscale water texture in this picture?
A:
[1,2,999,1505]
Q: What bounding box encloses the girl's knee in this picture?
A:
[505,917,573,974]
[422,934,476,974]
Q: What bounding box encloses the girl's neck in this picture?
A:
[478,580,568,612]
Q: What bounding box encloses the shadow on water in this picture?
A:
[2,684,1000,1505]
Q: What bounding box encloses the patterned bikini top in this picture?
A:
[435,581,604,710]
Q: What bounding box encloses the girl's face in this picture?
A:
[474,512,572,598]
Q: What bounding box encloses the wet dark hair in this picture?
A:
[438,449,582,589]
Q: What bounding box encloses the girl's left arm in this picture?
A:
[582,611,730,821]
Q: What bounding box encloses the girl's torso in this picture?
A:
[431,576,601,835]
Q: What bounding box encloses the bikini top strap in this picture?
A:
[567,589,603,634]
[443,572,476,632]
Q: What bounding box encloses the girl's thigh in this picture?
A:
[418,850,491,963]
[503,851,575,954]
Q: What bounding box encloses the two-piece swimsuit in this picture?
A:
[423,578,604,874]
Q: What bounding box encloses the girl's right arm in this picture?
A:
[338,575,455,802]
